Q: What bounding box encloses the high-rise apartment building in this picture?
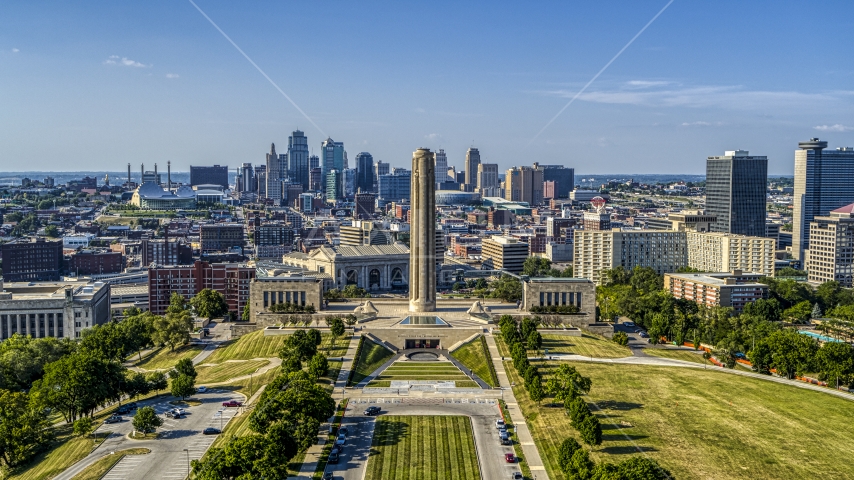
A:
[321,137,345,189]
[573,231,688,284]
[505,164,544,205]
[325,170,343,202]
[434,149,449,184]
[265,143,284,203]
[254,165,266,197]
[355,152,374,193]
[685,232,775,277]
[464,148,480,191]
[476,163,499,194]
[806,203,854,286]
[190,165,229,188]
[705,150,767,237]
[288,130,310,190]
[793,139,854,261]
[541,165,575,199]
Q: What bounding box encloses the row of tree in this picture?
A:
[558,437,672,480]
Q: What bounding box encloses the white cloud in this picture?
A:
[681,121,711,126]
[11,48,19,53]
[814,124,853,132]
[415,108,426,113]
[425,133,441,140]
[539,82,842,110]
[165,73,179,79]
[104,55,149,67]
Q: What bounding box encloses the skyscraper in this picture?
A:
[435,149,449,184]
[265,143,284,203]
[309,155,319,170]
[288,130,310,190]
[325,169,342,202]
[239,163,253,193]
[705,150,767,237]
[504,164,544,205]
[321,137,345,189]
[355,152,374,193]
[374,160,389,191]
[541,165,575,199]
[793,138,854,261]
[476,163,499,195]
[464,147,480,191]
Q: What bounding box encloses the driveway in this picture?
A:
[55,388,245,480]
[322,397,519,480]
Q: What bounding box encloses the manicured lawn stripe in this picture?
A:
[135,344,206,370]
[450,336,499,387]
[643,347,708,364]
[351,340,395,385]
[365,416,480,480]
[195,359,269,384]
[540,334,631,359]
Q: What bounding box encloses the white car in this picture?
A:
[623,321,635,327]
[197,386,207,393]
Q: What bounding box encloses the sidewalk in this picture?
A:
[295,334,361,480]
[485,335,549,479]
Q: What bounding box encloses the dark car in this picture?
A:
[364,406,381,416]
[127,402,138,409]
[328,449,340,464]
[116,405,130,415]
[104,415,122,424]
[222,400,243,407]
[505,453,516,463]
[203,427,221,435]
[510,472,523,480]
[323,472,334,480]
[338,426,349,436]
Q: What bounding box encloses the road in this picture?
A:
[55,388,245,480]
[323,397,519,480]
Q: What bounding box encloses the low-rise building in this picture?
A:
[1,237,63,282]
[148,261,255,315]
[200,224,244,253]
[664,271,768,313]
[68,250,123,275]
[573,230,688,284]
[248,272,324,322]
[0,279,111,340]
[521,276,595,320]
[282,244,410,292]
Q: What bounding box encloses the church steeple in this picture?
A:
[270,143,276,157]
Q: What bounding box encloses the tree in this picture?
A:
[754,329,818,379]
[341,285,368,298]
[523,257,552,277]
[79,322,127,362]
[612,331,629,346]
[242,303,251,321]
[171,358,197,380]
[151,298,193,352]
[44,225,59,238]
[308,353,329,379]
[73,417,93,438]
[557,437,595,480]
[812,303,823,319]
[191,288,229,320]
[815,342,854,388]
[578,414,602,446]
[452,282,463,292]
[743,298,782,322]
[611,457,673,480]
[146,371,168,392]
[132,406,163,434]
[520,317,538,340]
[171,374,196,400]
[527,375,544,404]
[329,317,345,339]
[545,364,592,405]
[0,390,51,468]
[527,330,542,351]
[123,372,151,400]
[784,301,814,324]
[280,330,319,364]
[567,397,591,426]
[491,275,523,303]
[344,314,357,329]
[32,352,125,423]
[0,334,76,391]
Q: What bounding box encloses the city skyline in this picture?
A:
[2,1,853,173]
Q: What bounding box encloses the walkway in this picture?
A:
[295,334,361,480]
[485,335,549,479]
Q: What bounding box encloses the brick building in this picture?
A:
[68,250,123,275]
[147,261,255,315]
[1,238,63,282]
[199,224,244,253]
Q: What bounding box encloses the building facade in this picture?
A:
[806,203,854,286]
[482,236,529,274]
[148,261,255,315]
[476,163,500,195]
[355,152,374,193]
[1,238,63,282]
[793,138,854,261]
[378,170,411,202]
[199,224,244,253]
[141,238,193,266]
[705,150,767,237]
[288,130,310,190]
[0,280,111,340]
[541,165,575,199]
[573,231,688,284]
[521,277,595,315]
[505,165,544,205]
[686,232,775,277]
[321,137,345,190]
[68,250,123,275]
[281,244,410,292]
[248,274,324,321]
[190,165,229,188]
[434,149,449,184]
[265,143,285,204]
[664,271,768,313]
[464,147,481,191]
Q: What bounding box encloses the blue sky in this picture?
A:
[2,0,853,174]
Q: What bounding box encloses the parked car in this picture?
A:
[328,449,340,464]
[639,332,649,338]
[335,433,346,446]
[197,386,208,393]
[364,406,381,416]
[623,321,635,327]
[510,472,523,480]
[505,453,516,463]
[104,415,122,424]
[338,426,349,436]
[173,408,186,415]
[495,419,506,429]
[126,402,138,410]
[222,400,242,407]
[323,472,334,480]
[501,437,512,446]
[203,427,220,435]
[116,406,130,415]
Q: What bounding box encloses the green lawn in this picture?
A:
[195,359,270,384]
[69,448,150,480]
[501,353,854,480]
[205,330,350,364]
[375,361,472,384]
[450,336,499,387]
[541,334,631,358]
[350,340,394,385]
[643,347,708,364]
[365,416,481,480]
[135,344,206,370]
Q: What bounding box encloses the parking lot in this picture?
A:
[59,388,245,480]
[323,397,522,480]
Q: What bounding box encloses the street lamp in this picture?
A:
[183,448,189,478]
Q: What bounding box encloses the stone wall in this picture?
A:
[248,277,323,321]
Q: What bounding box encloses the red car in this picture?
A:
[222,400,242,407]
[505,453,516,463]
